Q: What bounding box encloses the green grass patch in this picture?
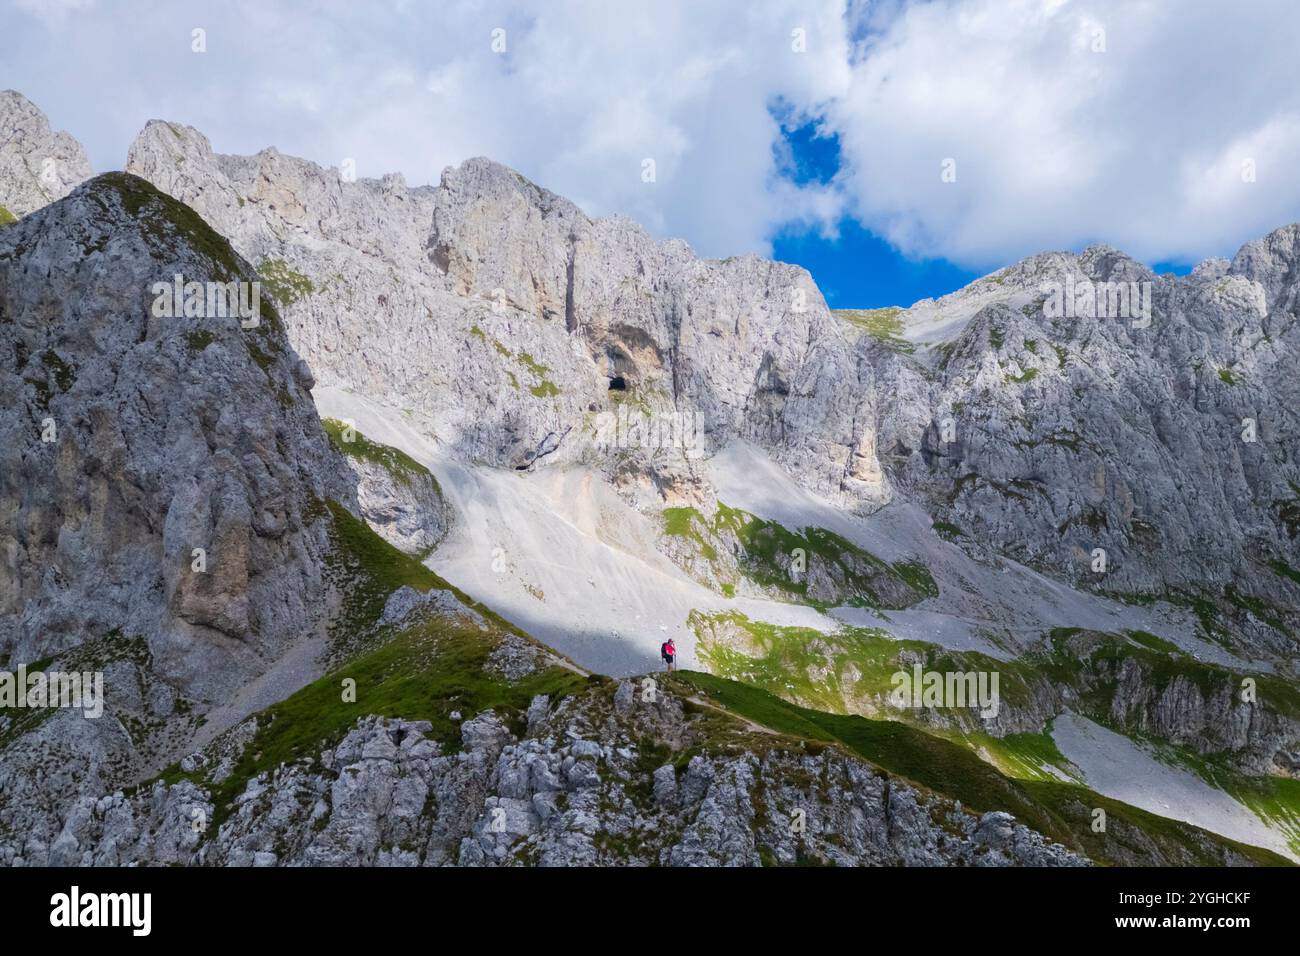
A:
[1026,627,1300,723]
[322,498,444,644]
[88,173,246,285]
[690,610,1037,718]
[517,352,548,377]
[709,503,934,609]
[186,330,216,352]
[320,497,524,649]
[40,350,75,391]
[190,618,588,827]
[662,506,718,562]
[931,520,965,542]
[516,352,561,398]
[474,341,561,397]
[258,259,315,307]
[1269,559,1300,587]
[833,308,915,353]
[660,502,940,609]
[969,727,1077,783]
[1126,630,1181,655]
[321,418,438,490]
[893,561,939,598]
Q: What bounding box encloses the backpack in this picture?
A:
[661,641,673,658]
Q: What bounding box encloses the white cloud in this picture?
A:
[831,0,1300,267]
[1,0,851,258]
[4,0,1300,268]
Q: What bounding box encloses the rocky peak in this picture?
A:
[0,172,354,700]
[126,119,439,269]
[1228,222,1300,315]
[0,90,92,220]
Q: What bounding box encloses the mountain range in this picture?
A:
[1,89,1297,866]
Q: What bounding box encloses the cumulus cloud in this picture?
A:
[1,0,850,257]
[4,0,1300,268]
[833,0,1300,267]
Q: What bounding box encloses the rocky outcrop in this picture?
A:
[25,684,1087,868]
[1,91,1295,867]
[659,503,932,607]
[348,456,447,555]
[323,421,449,555]
[0,90,92,221]
[4,93,1297,648]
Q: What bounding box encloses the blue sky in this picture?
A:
[3,0,1299,308]
[770,113,1195,308]
[771,118,981,307]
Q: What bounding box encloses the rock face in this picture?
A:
[27,684,1088,868]
[125,124,888,514]
[122,117,1300,656]
[866,244,1300,640]
[345,453,448,556]
[0,90,92,220]
[3,93,1296,643]
[0,172,357,850]
[0,173,354,698]
[1,91,1298,867]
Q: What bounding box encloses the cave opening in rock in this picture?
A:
[608,375,627,391]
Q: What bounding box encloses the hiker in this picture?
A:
[661,637,676,673]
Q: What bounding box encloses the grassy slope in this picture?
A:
[690,610,1040,717]
[321,417,442,492]
[690,612,1300,857]
[195,618,590,826]
[664,503,936,609]
[833,308,915,353]
[131,419,1292,865]
[314,427,1295,866]
[1026,628,1300,723]
[677,671,1289,866]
